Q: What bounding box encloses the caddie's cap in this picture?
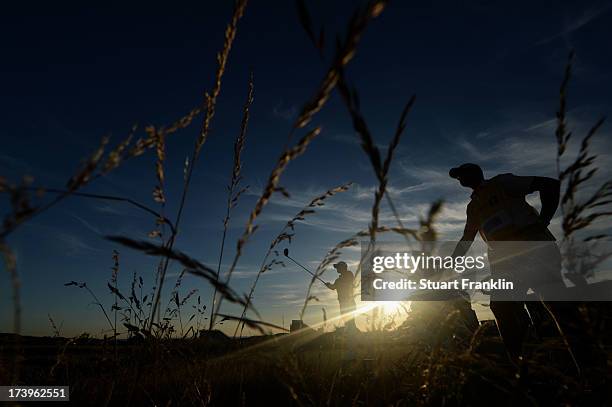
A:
[449,163,483,179]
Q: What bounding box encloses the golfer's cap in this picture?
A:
[333,261,347,269]
[449,163,482,179]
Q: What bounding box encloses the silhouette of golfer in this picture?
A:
[325,261,358,331]
[449,163,577,363]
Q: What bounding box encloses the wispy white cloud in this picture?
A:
[237,113,611,246]
[70,213,102,235]
[56,232,102,256]
[93,203,131,216]
[455,138,494,162]
[455,113,612,179]
[457,135,540,173]
[535,4,612,46]
[397,163,457,192]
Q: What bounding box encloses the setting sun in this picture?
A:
[380,301,407,316]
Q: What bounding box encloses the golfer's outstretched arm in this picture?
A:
[529,176,560,226]
[452,216,478,258]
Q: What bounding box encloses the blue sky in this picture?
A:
[1,0,611,336]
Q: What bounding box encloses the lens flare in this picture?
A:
[380,301,404,315]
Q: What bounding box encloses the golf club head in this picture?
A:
[283,248,289,257]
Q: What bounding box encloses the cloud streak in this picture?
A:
[535,3,612,46]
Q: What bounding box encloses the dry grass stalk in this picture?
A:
[553,51,611,286]
[212,127,321,326]
[1,176,38,238]
[321,64,418,327]
[210,72,254,330]
[67,136,110,191]
[127,105,202,159]
[296,0,325,58]
[418,199,444,242]
[235,182,353,336]
[555,50,574,159]
[128,272,147,328]
[2,124,139,240]
[558,116,610,236]
[106,236,257,317]
[102,125,136,174]
[555,50,611,239]
[1,136,102,238]
[47,314,62,338]
[0,239,20,379]
[152,125,166,205]
[0,0,246,353]
[196,0,248,155]
[1,90,207,240]
[298,0,414,245]
[162,269,195,337]
[67,264,157,339]
[110,250,120,349]
[293,0,387,132]
[9,187,177,236]
[337,70,416,243]
[243,127,322,238]
[298,0,410,244]
[64,281,114,331]
[148,0,249,329]
[213,0,387,328]
[0,176,36,373]
[149,117,168,250]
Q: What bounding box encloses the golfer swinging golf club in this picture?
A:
[325,261,358,331]
[283,249,357,331]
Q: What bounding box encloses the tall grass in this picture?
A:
[554,50,611,284]
[210,72,254,331]
[0,0,390,343]
[336,73,416,243]
[293,1,429,328]
[235,182,352,336]
[297,0,415,245]
[292,1,429,330]
[210,0,390,328]
[0,79,192,341]
[148,0,249,329]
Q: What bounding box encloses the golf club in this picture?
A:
[283,248,328,284]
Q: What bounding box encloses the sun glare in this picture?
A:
[380,301,405,315]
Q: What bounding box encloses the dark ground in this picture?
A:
[1,304,611,406]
